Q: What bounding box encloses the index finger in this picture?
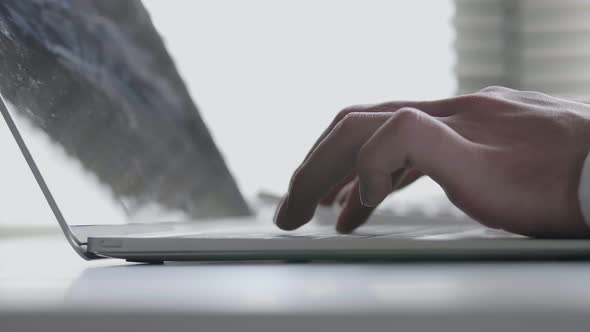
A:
[274,112,393,230]
[275,97,466,230]
[302,99,454,164]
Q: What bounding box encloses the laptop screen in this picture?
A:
[0,0,251,226]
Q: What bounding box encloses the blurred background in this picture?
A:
[1,0,589,229]
[455,0,590,97]
[140,0,455,199]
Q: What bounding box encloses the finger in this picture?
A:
[477,85,516,96]
[334,179,355,207]
[275,112,393,230]
[301,98,467,166]
[336,169,422,233]
[336,178,375,234]
[357,107,474,207]
[319,172,355,206]
[275,97,471,231]
[314,120,423,207]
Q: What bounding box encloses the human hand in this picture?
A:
[274,86,590,238]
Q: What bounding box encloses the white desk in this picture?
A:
[2,230,590,332]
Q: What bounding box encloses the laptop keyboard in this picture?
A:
[169,191,513,241]
[78,189,519,243]
[177,225,514,240]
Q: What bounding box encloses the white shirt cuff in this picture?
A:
[579,150,590,227]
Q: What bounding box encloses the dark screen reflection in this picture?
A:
[0,0,251,223]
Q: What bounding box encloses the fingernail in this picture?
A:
[359,189,373,207]
[359,174,391,207]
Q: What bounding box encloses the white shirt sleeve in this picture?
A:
[578,150,590,227]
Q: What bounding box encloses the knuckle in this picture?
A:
[511,90,546,102]
[335,105,366,123]
[519,89,543,97]
[334,108,354,122]
[356,108,423,174]
[333,111,363,134]
[390,107,423,132]
[458,92,504,108]
[478,85,510,95]
[395,107,421,119]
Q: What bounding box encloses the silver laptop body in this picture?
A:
[2,1,590,263]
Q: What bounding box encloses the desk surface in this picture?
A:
[2,231,590,331]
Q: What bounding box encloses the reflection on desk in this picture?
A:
[2,234,590,332]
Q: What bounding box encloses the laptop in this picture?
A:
[1,0,590,263]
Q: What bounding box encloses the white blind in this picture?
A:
[455,0,590,98]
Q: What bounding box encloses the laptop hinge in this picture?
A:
[0,94,103,261]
